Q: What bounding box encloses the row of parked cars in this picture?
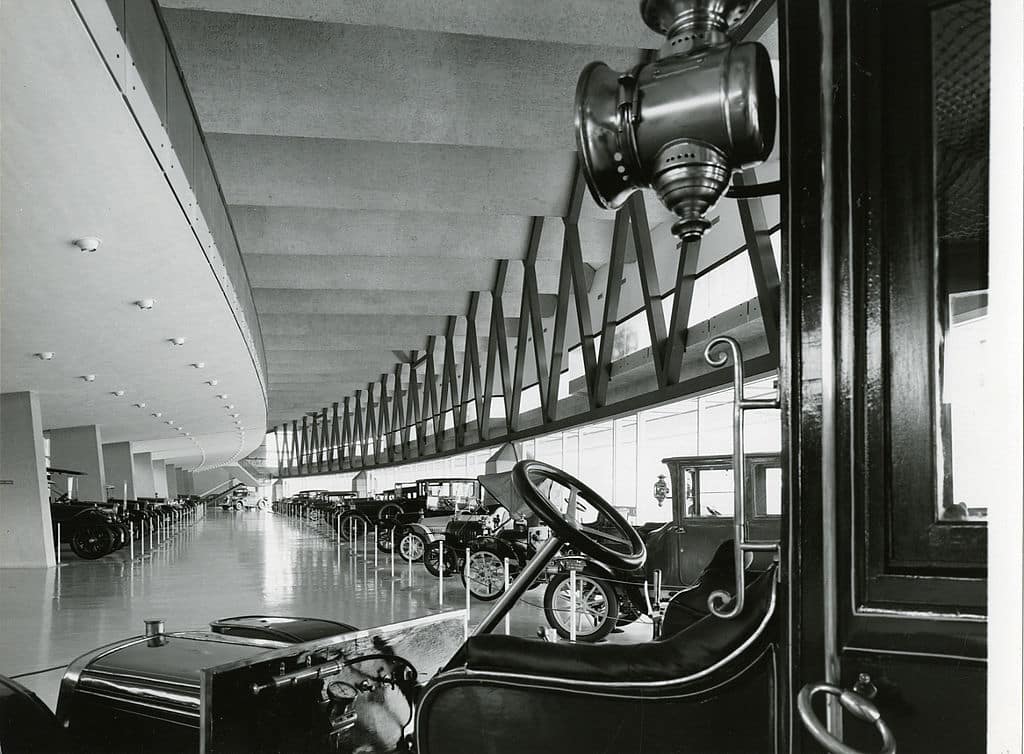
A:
[49,468,201,560]
[275,454,781,642]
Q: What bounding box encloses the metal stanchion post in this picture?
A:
[364,524,369,560]
[55,523,61,563]
[336,517,341,548]
[503,558,511,635]
[569,569,577,642]
[438,539,444,606]
[140,520,145,556]
[390,528,395,578]
[150,519,154,550]
[465,548,471,639]
[407,543,413,586]
[129,522,134,559]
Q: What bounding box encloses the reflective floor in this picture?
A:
[0,507,651,710]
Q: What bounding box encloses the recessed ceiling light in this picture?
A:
[165,420,175,425]
[207,379,219,386]
[216,394,228,400]
[229,413,239,418]
[135,299,155,310]
[169,337,186,346]
[36,352,55,360]
[151,412,162,418]
[191,362,205,369]
[111,390,125,397]
[224,404,234,410]
[133,402,146,408]
[80,374,95,382]
[73,237,101,253]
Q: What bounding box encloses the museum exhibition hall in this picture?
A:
[1,0,1021,752]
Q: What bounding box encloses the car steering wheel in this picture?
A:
[512,460,645,570]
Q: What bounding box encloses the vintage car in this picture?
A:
[8,459,780,754]
[542,453,783,641]
[49,499,127,559]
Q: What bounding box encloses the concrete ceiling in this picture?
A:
[155,0,679,427]
[0,0,267,469]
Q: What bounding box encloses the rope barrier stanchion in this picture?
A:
[140,520,145,557]
[569,568,577,643]
[149,519,154,550]
[438,539,445,606]
[390,527,396,579]
[364,525,369,560]
[373,525,379,568]
[464,547,471,639]
[503,558,511,635]
[129,522,134,560]
[55,523,61,564]
[407,541,413,587]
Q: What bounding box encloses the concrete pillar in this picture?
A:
[166,464,178,500]
[103,441,135,500]
[0,392,55,568]
[176,467,193,496]
[133,452,155,498]
[485,442,518,475]
[47,425,106,502]
[152,459,168,498]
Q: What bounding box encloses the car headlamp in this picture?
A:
[575,0,776,241]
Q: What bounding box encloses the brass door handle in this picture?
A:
[797,682,897,754]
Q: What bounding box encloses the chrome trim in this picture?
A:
[75,674,201,712]
[702,336,781,619]
[852,604,986,622]
[843,646,986,664]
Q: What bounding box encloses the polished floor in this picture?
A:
[1,507,651,710]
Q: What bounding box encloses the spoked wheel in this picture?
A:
[307,508,322,522]
[423,540,460,577]
[233,502,243,511]
[336,512,366,543]
[377,503,402,525]
[70,525,114,560]
[398,530,427,563]
[543,571,619,642]
[376,526,394,553]
[461,544,513,601]
[257,500,269,511]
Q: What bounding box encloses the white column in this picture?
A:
[133,452,155,498]
[152,459,168,498]
[165,464,178,500]
[103,441,135,500]
[0,391,54,567]
[48,424,106,501]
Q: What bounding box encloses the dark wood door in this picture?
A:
[781,0,989,751]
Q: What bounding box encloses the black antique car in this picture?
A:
[9,459,780,754]
[541,453,783,641]
[49,499,127,559]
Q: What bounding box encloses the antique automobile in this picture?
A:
[218,485,265,511]
[542,453,783,641]
[49,495,129,560]
[35,458,780,754]
[392,481,490,563]
[420,503,511,577]
[332,479,480,551]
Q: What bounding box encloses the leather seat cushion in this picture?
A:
[446,564,775,684]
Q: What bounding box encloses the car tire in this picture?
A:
[336,512,366,542]
[461,542,514,601]
[423,540,460,577]
[377,503,403,525]
[257,500,269,511]
[543,570,619,642]
[376,526,395,553]
[397,529,427,563]
[71,525,114,559]
[233,502,243,511]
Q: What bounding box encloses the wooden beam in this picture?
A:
[460,292,484,443]
[734,170,781,362]
[299,416,309,475]
[566,222,599,407]
[441,317,462,448]
[482,261,512,438]
[392,364,406,459]
[365,383,378,465]
[593,208,630,406]
[663,236,701,384]
[379,374,393,463]
[407,356,424,456]
[627,193,669,388]
[353,390,365,467]
[340,398,351,469]
[329,403,340,471]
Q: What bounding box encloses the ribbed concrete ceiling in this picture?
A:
[155,0,677,428]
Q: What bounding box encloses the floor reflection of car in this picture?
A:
[542,453,783,642]
[12,459,781,754]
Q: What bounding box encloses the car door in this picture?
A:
[782,0,990,750]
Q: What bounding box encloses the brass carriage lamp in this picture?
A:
[653,474,670,507]
[574,0,776,242]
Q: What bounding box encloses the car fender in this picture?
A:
[468,535,520,563]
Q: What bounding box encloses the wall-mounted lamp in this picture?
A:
[653,474,671,508]
[574,0,776,242]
